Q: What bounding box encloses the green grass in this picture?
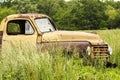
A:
[0,29,120,80]
[97,29,120,68]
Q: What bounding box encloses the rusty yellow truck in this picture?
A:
[0,14,112,62]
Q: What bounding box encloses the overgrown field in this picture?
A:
[0,30,120,80]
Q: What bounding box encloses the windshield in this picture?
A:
[35,18,55,32]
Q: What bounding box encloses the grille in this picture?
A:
[93,46,108,53]
[92,46,109,58]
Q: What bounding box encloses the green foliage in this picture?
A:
[0,7,15,22]
[7,23,20,33]
[37,0,62,16]
[1,0,120,30]
[11,0,38,13]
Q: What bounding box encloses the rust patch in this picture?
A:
[4,17,8,22]
[3,13,49,20]
[0,31,3,47]
[38,33,43,36]
[16,14,47,19]
[37,41,91,53]
[18,14,29,18]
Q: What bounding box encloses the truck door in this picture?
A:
[2,19,37,50]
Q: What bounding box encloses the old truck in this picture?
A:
[0,14,112,62]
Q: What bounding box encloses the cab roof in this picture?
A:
[5,13,49,19]
[0,14,49,30]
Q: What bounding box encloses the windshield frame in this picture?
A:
[34,17,57,33]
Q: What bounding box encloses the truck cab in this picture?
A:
[0,14,112,61]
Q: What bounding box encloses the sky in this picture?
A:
[65,0,70,1]
[0,0,3,2]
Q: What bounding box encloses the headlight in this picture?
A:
[108,46,112,55]
[86,46,91,55]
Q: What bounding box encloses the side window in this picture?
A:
[7,20,34,35]
[7,22,20,34]
[25,21,34,34]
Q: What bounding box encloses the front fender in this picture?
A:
[37,41,91,53]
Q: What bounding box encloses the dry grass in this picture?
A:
[0,29,120,80]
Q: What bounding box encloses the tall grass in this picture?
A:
[98,29,120,68]
[0,30,120,80]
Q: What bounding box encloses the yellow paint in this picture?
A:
[0,14,107,46]
[0,14,108,54]
[0,14,40,49]
[42,31,105,45]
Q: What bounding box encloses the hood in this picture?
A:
[42,31,105,45]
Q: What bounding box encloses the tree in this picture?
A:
[0,0,13,8]
[0,7,15,22]
[104,1,120,29]
[105,5,118,29]
[37,0,63,17]
[1,0,120,30]
[54,0,108,30]
[11,0,37,13]
[80,0,107,30]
